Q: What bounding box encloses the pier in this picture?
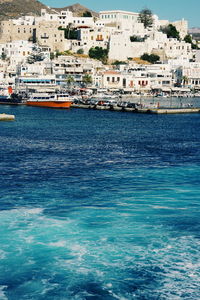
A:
[136,108,200,114]
[71,104,200,114]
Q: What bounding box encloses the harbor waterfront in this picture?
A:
[0,103,200,299]
[71,95,200,114]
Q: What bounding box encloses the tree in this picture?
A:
[50,52,55,60]
[161,24,180,40]
[140,53,160,64]
[77,48,84,54]
[82,11,92,17]
[191,43,199,50]
[184,34,193,44]
[27,46,45,64]
[130,35,145,42]
[66,75,75,88]
[182,75,189,86]
[112,60,127,65]
[55,50,73,57]
[138,8,154,28]
[88,46,108,63]
[82,74,92,87]
[184,34,199,49]
[58,24,78,40]
[1,52,7,61]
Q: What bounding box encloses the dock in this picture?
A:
[71,104,200,114]
[0,113,15,121]
[136,108,200,114]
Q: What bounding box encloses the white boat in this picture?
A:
[0,113,15,121]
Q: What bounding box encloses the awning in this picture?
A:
[171,87,180,91]
[21,79,52,82]
[151,86,162,90]
[179,88,191,92]
[108,88,120,91]
[161,87,171,92]
[123,88,135,92]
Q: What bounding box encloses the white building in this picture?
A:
[40,9,95,28]
[176,62,200,88]
[73,26,115,53]
[52,55,103,85]
[108,29,192,62]
[99,10,145,36]
[146,64,173,88]
[0,40,34,61]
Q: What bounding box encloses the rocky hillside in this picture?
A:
[53,3,98,17]
[0,0,53,21]
[0,0,98,21]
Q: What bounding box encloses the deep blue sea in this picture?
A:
[0,102,200,300]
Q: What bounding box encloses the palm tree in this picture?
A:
[82,74,92,87]
[182,75,188,86]
[66,75,75,89]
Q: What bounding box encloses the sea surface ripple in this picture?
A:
[0,103,200,299]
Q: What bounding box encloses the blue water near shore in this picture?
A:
[0,102,200,299]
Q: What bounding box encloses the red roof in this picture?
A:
[104,71,120,75]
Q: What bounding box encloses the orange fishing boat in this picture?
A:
[26,93,73,108]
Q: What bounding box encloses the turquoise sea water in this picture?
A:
[0,103,200,299]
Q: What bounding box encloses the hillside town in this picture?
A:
[0,5,200,98]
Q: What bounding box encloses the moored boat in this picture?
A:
[0,86,24,105]
[0,113,15,121]
[26,92,73,108]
